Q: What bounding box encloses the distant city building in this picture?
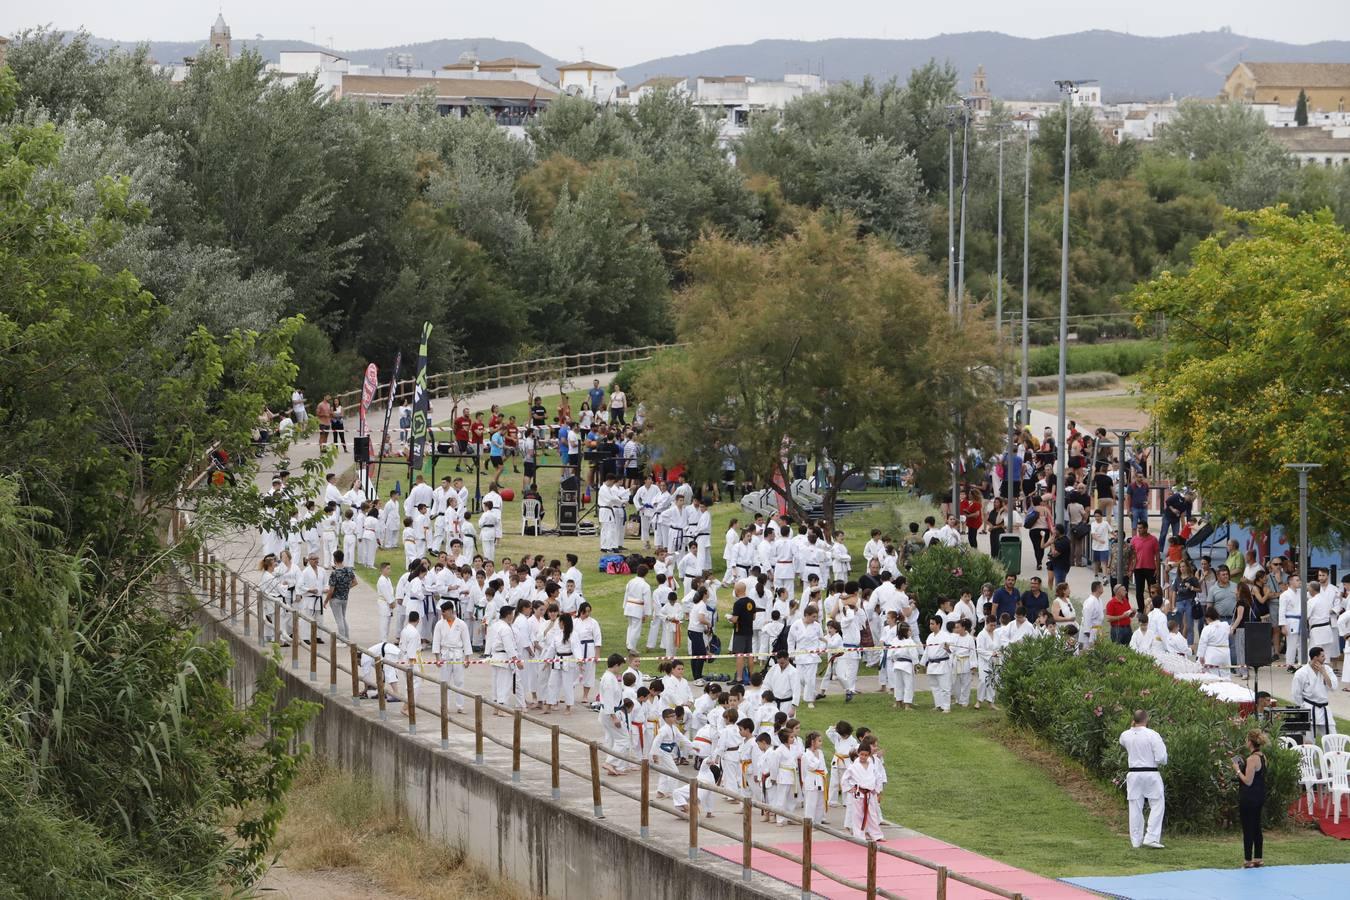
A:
[1268,125,1350,166]
[1223,62,1350,113]
[616,76,690,104]
[968,64,993,113]
[209,12,231,57]
[692,73,826,130]
[557,60,625,102]
[441,54,548,87]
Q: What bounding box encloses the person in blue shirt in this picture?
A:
[1021,576,1050,622]
[558,422,571,468]
[1127,471,1152,531]
[587,379,605,415]
[991,574,1021,621]
[489,427,506,476]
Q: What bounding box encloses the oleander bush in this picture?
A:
[905,544,1005,624]
[1000,637,1300,832]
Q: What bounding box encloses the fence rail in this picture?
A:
[333,344,682,415]
[175,514,1024,900]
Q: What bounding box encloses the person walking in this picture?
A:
[1233,729,1268,869]
[1119,709,1168,849]
[315,395,332,448]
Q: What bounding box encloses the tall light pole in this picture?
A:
[1110,427,1138,589]
[955,98,973,325]
[1052,79,1093,526]
[1285,463,1321,663]
[995,124,1006,389]
[945,106,960,317]
[1001,399,1019,535]
[1019,120,1031,428]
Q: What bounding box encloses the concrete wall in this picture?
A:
[198,609,789,900]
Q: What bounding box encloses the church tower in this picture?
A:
[970,64,992,112]
[209,12,232,56]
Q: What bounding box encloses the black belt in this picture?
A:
[1128,767,1159,772]
[1308,699,1329,708]
[927,655,949,662]
[1309,620,1330,629]
[772,695,793,706]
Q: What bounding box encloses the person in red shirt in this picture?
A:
[1128,522,1161,614]
[470,412,486,455]
[488,404,503,431]
[959,488,984,550]
[453,408,472,471]
[504,416,520,473]
[1105,585,1134,645]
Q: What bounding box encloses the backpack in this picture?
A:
[1023,508,1039,528]
[598,553,624,573]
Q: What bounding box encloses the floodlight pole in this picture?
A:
[1285,463,1321,663]
[1110,428,1139,589]
[995,125,1006,389]
[956,98,974,325]
[1001,400,1019,534]
[945,107,960,317]
[1053,79,1090,527]
[1020,120,1031,428]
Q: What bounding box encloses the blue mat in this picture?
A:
[1065,863,1350,899]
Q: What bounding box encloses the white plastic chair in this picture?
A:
[1279,735,1301,751]
[520,498,543,535]
[1298,744,1331,814]
[1325,750,1350,824]
[1322,734,1350,754]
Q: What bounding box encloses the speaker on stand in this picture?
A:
[558,474,580,536]
[1243,620,1273,700]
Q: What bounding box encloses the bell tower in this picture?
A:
[209,12,232,56]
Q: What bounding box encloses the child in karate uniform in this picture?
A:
[844,739,885,840]
[673,759,722,818]
[975,617,1001,709]
[826,721,858,809]
[653,707,692,797]
[890,621,921,709]
[801,731,828,824]
[753,733,775,817]
[922,616,954,712]
[951,619,977,708]
[659,590,684,658]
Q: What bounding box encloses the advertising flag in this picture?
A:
[409,323,433,472]
[359,363,379,436]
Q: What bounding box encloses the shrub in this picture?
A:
[1000,638,1300,833]
[905,544,1004,623]
[1025,371,1119,396]
[1075,322,1100,344]
[1027,339,1163,377]
[610,355,654,398]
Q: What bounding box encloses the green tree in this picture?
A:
[1131,208,1350,543]
[1154,101,1294,209]
[637,213,1000,524]
[1295,89,1309,127]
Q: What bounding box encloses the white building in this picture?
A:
[557,60,625,102]
[691,73,826,143]
[1269,125,1350,166]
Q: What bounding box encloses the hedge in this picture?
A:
[1000,638,1301,832]
[1026,340,1163,378]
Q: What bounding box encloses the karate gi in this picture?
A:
[296,563,327,645]
[340,516,358,564]
[1308,592,1338,660]
[622,574,652,651]
[478,507,500,563]
[487,618,520,708]
[835,605,863,694]
[788,619,825,707]
[654,722,693,795]
[1197,619,1231,677]
[826,728,858,808]
[763,662,798,716]
[801,747,828,823]
[693,507,713,572]
[890,635,921,705]
[544,627,577,708]
[975,630,1000,703]
[1119,724,1168,848]
[673,757,719,813]
[358,512,379,567]
[376,573,396,641]
[432,615,471,712]
[844,758,885,840]
[379,498,401,548]
[1291,662,1339,737]
[358,641,400,695]
[598,670,631,770]
[951,632,976,707]
[573,617,602,691]
[923,630,954,711]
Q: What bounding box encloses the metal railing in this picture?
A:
[332,344,682,414]
[175,517,1024,900]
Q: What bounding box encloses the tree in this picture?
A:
[1154,101,1294,209]
[1295,89,1309,127]
[1131,208,1350,544]
[637,213,1001,525]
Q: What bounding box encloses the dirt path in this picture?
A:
[257,863,415,899]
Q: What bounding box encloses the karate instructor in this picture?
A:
[1119,709,1168,849]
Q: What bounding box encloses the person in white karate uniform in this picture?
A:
[295,553,327,646]
[800,732,828,824]
[843,741,885,840]
[763,652,798,716]
[975,618,1001,708]
[374,562,396,641]
[1291,647,1339,739]
[432,601,471,713]
[834,591,863,700]
[1196,607,1232,677]
[653,707,693,797]
[788,606,825,709]
[543,611,577,713]
[379,490,402,549]
[478,500,500,564]
[487,605,522,712]
[398,610,424,714]
[889,620,921,709]
[922,616,954,712]
[622,565,652,652]
[597,654,631,774]
[1119,709,1168,849]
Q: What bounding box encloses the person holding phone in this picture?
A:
[1233,730,1268,868]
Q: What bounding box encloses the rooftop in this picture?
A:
[1269,126,1350,153]
[341,74,558,103]
[1236,62,1350,88]
[557,60,617,72]
[443,56,542,70]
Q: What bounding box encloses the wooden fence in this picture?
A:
[176,516,1026,900]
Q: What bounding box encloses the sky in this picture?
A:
[20,1,1350,66]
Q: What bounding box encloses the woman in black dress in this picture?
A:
[1233,729,1267,868]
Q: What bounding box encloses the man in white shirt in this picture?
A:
[291,389,308,425]
[478,500,501,563]
[432,601,472,713]
[633,475,660,549]
[1080,580,1105,649]
[295,553,327,646]
[692,499,713,573]
[763,652,799,715]
[1281,575,1305,669]
[1004,607,1037,644]
[936,515,963,548]
[487,606,522,710]
[404,474,433,518]
[1118,710,1168,849]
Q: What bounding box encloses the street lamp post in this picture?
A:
[955,99,973,325]
[1285,463,1321,663]
[1019,120,1031,428]
[946,107,960,317]
[1001,400,1019,534]
[1052,79,1093,527]
[995,126,1006,389]
[1110,427,1138,589]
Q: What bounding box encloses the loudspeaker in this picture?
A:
[1244,621,1273,669]
[352,435,371,463]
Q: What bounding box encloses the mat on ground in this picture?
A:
[1065,862,1350,900]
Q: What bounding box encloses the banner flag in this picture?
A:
[409,323,433,472]
[359,363,379,436]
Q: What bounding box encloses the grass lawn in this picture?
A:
[792,692,1350,878]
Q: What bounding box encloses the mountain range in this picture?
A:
[92,29,1350,101]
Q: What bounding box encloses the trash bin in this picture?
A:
[998,534,1022,576]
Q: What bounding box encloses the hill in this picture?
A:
[619,30,1350,100]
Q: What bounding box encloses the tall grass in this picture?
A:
[1026,340,1163,378]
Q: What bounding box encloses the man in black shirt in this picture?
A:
[992,573,1021,621]
[1160,487,1191,547]
[1021,576,1050,622]
[729,583,757,685]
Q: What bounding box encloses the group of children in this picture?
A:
[594,650,889,838]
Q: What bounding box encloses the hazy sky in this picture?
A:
[22,1,1350,66]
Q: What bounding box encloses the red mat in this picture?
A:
[1289,796,1350,840]
[706,838,1097,899]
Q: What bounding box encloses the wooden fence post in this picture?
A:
[512,711,522,782]
[688,775,699,860]
[639,760,650,837]
[440,682,450,750]
[291,609,300,669]
[243,583,250,633]
[551,726,562,801]
[589,742,604,818]
[350,643,362,701]
[801,818,813,900]
[742,799,753,881]
[375,661,387,719]
[936,865,948,900]
[308,624,318,681]
[328,629,338,694]
[405,669,416,733]
[867,842,879,900]
[230,572,238,618]
[474,696,484,764]
[207,564,215,608]
[257,590,265,646]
